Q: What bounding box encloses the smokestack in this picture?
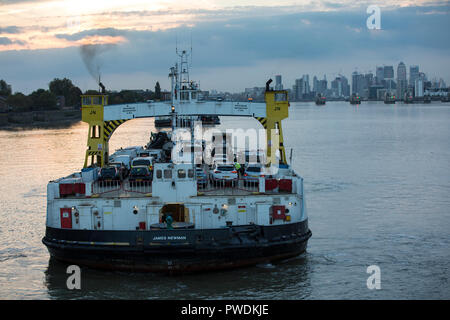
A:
[99,82,106,94]
[266,79,273,92]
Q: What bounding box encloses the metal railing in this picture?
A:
[197,178,260,195]
[91,180,152,196]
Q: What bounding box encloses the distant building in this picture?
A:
[376,66,384,85]
[161,91,171,101]
[384,66,394,79]
[331,75,349,98]
[352,71,371,98]
[369,85,384,100]
[415,78,424,97]
[244,87,265,100]
[397,62,407,100]
[275,75,283,90]
[409,65,419,87]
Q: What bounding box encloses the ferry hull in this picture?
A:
[43,221,311,273]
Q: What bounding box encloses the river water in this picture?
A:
[0,101,449,299]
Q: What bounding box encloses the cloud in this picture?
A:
[0,36,25,45]
[55,28,126,42]
[0,26,22,34]
[0,3,449,93]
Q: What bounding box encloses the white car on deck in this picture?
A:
[209,163,238,186]
[243,163,264,186]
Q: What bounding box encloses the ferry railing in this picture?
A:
[197,176,296,196]
[123,181,152,194]
[198,178,260,195]
[92,180,122,195]
[91,180,152,197]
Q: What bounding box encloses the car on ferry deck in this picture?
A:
[128,165,152,185]
[131,157,153,172]
[98,166,122,186]
[209,163,238,187]
[243,163,264,187]
[109,162,129,179]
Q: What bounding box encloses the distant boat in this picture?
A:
[349,94,361,105]
[384,93,396,104]
[404,92,414,104]
[198,115,220,125]
[441,95,450,103]
[315,94,326,105]
[155,116,171,128]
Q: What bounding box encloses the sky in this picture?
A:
[0,0,449,93]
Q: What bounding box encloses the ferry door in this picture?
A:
[185,204,201,225]
[236,204,248,226]
[102,206,114,230]
[77,205,93,230]
[200,204,214,229]
[146,204,160,226]
[255,203,271,225]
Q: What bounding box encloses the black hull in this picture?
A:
[43,221,311,273]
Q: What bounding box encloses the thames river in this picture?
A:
[0,101,449,299]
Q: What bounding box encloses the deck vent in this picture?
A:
[227,198,236,205]
[114,200,121,208]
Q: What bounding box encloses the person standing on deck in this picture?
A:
[234,161,242,177]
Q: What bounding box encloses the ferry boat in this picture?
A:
[404,92,414,104]
[315,94,326,105]
[423,95,431,104]
[42,51,311,273]
[384,93,396,104]
[349,93,361,104]
[154,116,172,128]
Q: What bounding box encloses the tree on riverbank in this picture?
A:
[49,78,82,107]
[0,80,12,97]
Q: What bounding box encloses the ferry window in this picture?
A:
[191,92,197,99]
[275,93,287,101]
[82,96,91,105]
[188,169,194,178]
[178,169,186,179]
[91,125,100,138]
[133,159,150,166]
[92,96,102,105]
[156,170,162,179]
[164,169,172,179]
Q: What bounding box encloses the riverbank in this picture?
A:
[0,109,81,130]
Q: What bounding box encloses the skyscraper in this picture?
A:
[353,72,368,96]
[409,65,419,87]
[384,66,394,80]
[275,75,283,90]
[376,66,384,84]
[397,62,407,99]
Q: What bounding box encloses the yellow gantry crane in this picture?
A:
[81,86,289,168]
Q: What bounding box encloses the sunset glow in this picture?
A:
[0,0,442,52]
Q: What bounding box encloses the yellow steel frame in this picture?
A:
[81,90,289,168]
